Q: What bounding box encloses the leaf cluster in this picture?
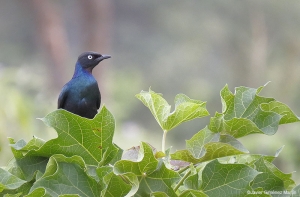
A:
[1,84,300,196]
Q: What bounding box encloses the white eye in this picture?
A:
[88,55,93,59]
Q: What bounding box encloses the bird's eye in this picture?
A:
[88,55,93,60]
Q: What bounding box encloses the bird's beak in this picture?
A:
[97,54,111,62]
[102,54,111,59]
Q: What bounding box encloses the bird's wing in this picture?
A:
[58,86,69,109]
[96,90,100,109]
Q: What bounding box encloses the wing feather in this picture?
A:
[58,86,69,109]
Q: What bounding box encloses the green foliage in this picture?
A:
[114,142,180,196]
[135,89,209,132]
[1,84,300,196]
[209,84,299,138]
[201,160,259,196]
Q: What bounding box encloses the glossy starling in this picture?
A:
[58,51,111,119]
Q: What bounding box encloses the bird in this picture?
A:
[58,51,111,119]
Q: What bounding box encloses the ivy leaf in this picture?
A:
[136,89,209,131]
[10,106,118,166]
[114,142,180,197]
[201,160,259,196]
[28,154,100,197]
[171,127,247,163]
[251,157,295,191]
[209,84,299,138]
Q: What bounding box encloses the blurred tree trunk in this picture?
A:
[79,0,113,53]
[30,0,70,90]
[248,6,268,87]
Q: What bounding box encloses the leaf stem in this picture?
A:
[174,169,191,192]
[177,165,190,174]
[162,130,167,153]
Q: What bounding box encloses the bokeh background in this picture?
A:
[1,0,300,182]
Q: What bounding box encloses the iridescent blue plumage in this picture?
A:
[58,51,111,119]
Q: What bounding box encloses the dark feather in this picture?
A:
[57,51,111,119]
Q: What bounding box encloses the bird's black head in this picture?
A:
[78,51,111,71]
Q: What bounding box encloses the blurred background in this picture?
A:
[0,0,300,182]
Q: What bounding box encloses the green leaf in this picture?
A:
[9,137,45,156]
[182,165,200,191]
[24,188,46,197]
[209,84,299,138]
[6,138,49,182]
[224,146,285,167]
[136,89,209,131]
[11,106,118,166]
[291,184,300,197]
[114,142,180,197]
[150,191,169,197]
[186,127,220,159]
[2,181,34,197]
[28,154,100,197]
[0,168,27,192]
[245,187,272,197]
[121,144,157,162]
[100,171,137,197]
[96,166,139,197]
[109,144,123,165]
[201,160,259,196]
[183,174,199,191]
[95,166,113,191]
[228,154,275,165]
[164,94,210,131]
[179,190,208,197]
[2,140,48,196]
[1,85,299,196]
[171,143,246,164]
[3,193,23,197]
[171,127,247,163]
[260,101,300,124]
[252,158,295,191]
[219,134,248,153]
[5,156,48,182]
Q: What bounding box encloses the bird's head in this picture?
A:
[77,51,111,71]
